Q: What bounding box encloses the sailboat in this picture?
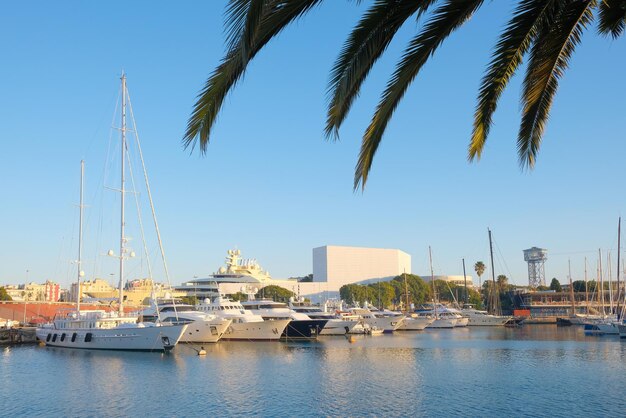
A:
[462,229,510,326]
[36,75,187,351]
[422,246,457,329]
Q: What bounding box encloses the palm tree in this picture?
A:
[183,0,625,190]
[497,274,509,292]
[474,261,485,288]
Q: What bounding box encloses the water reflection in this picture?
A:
[2,327,625,416]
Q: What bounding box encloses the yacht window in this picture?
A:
[52,334,57,342]
[60,333,66,342]
[46,333,51,342]
[71,333,77,342]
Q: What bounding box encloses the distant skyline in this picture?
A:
[1,1,625,289]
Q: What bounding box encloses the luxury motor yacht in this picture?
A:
[196,296,290,341]
[461,305,510,326]
[349,307,404,333]
[37,309,188,352]
[240,299,328,339]
[140,300,231,343]
[288,301,360,335]
[397,313,435,330]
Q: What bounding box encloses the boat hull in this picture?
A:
[178,318,231,343]
[427,318,457,329]
[319,319,359,335]
[36,324,187,352]
[221,319,290,341]
[281,319,328,339]
[397,317,434,331]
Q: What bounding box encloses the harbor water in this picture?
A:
[2,326,625,417]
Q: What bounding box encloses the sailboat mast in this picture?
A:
[77,160,84,313]
[568,259,575,316]
[118,73,127,315]
[462,258,468,304]
[617,217,621,319]
[429,246,437,319]
[585,257,589,315]
[599,249,604,317]
[488,228,497,315]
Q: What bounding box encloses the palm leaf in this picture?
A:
[325,0,437,140]
[468,0,558,162]
[598,0,626,38]
[184,0,324,153]
[354,0,485,190]
[518,0,595,168]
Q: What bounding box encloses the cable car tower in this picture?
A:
[523,247,548,288]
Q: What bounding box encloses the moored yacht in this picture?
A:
[36,309,187,352]
[197,296,290,341]
[397,314,435,330]
[349,307,404,333]
[461,305,510,326]
[241,299,328,339]
[288,301,360,335]
[140,299,231,343]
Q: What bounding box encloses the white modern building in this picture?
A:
[312,245,411,290]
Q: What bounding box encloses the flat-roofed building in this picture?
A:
[312,245,411,292]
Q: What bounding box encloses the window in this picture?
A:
[60,333,66,342]
[71,333,77,342]
[46,333,51,342]
[52,334,57,342]
[85,333,92,342]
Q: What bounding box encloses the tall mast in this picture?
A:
[568,259,575,316]
[118,73,127,315]
[77,160,85,313]
[599,249,604,317]
[429,246,437,319]
[403,270,409,313]
[617,217,621,319]
[488,228,498,315]
[585,257,589,315]
[462,258,468,305]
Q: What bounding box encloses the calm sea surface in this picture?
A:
[2,326,625,417]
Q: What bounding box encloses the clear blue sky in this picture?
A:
[1,1,625,289]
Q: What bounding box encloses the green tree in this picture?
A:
[536,285,550,291]
[0,287,12,301]
[229,292,248,302]
[550,278,562,292]
[256,285,295,302]
[183,1,626,190]
[474,261,486,288]
[180,295,198,305]
[497,275,509,292]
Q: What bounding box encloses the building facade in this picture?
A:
[312,245,411,291]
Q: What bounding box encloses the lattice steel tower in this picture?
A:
[523,247,548,287]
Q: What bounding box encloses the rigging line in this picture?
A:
[125,137,154,280]
[492,237,514,282]
[127,90,172,286]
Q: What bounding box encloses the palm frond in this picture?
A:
[184,0,324,153]
[518,0,596,168]
[354,0,485,191]
[468,0,557,162]
[598,0,626,38]
[326,0,433,140]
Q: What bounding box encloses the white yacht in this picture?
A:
[196,296,290,341]
[397,314,435,330]
[461,306,510,326]
[349,308,404,333]
[288,301,360,335]
[36,309,187,352]
[240,299,328,339]
[37,79,189,352]
[140,300,231,343]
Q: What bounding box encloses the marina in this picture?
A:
[3,326,625,417]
